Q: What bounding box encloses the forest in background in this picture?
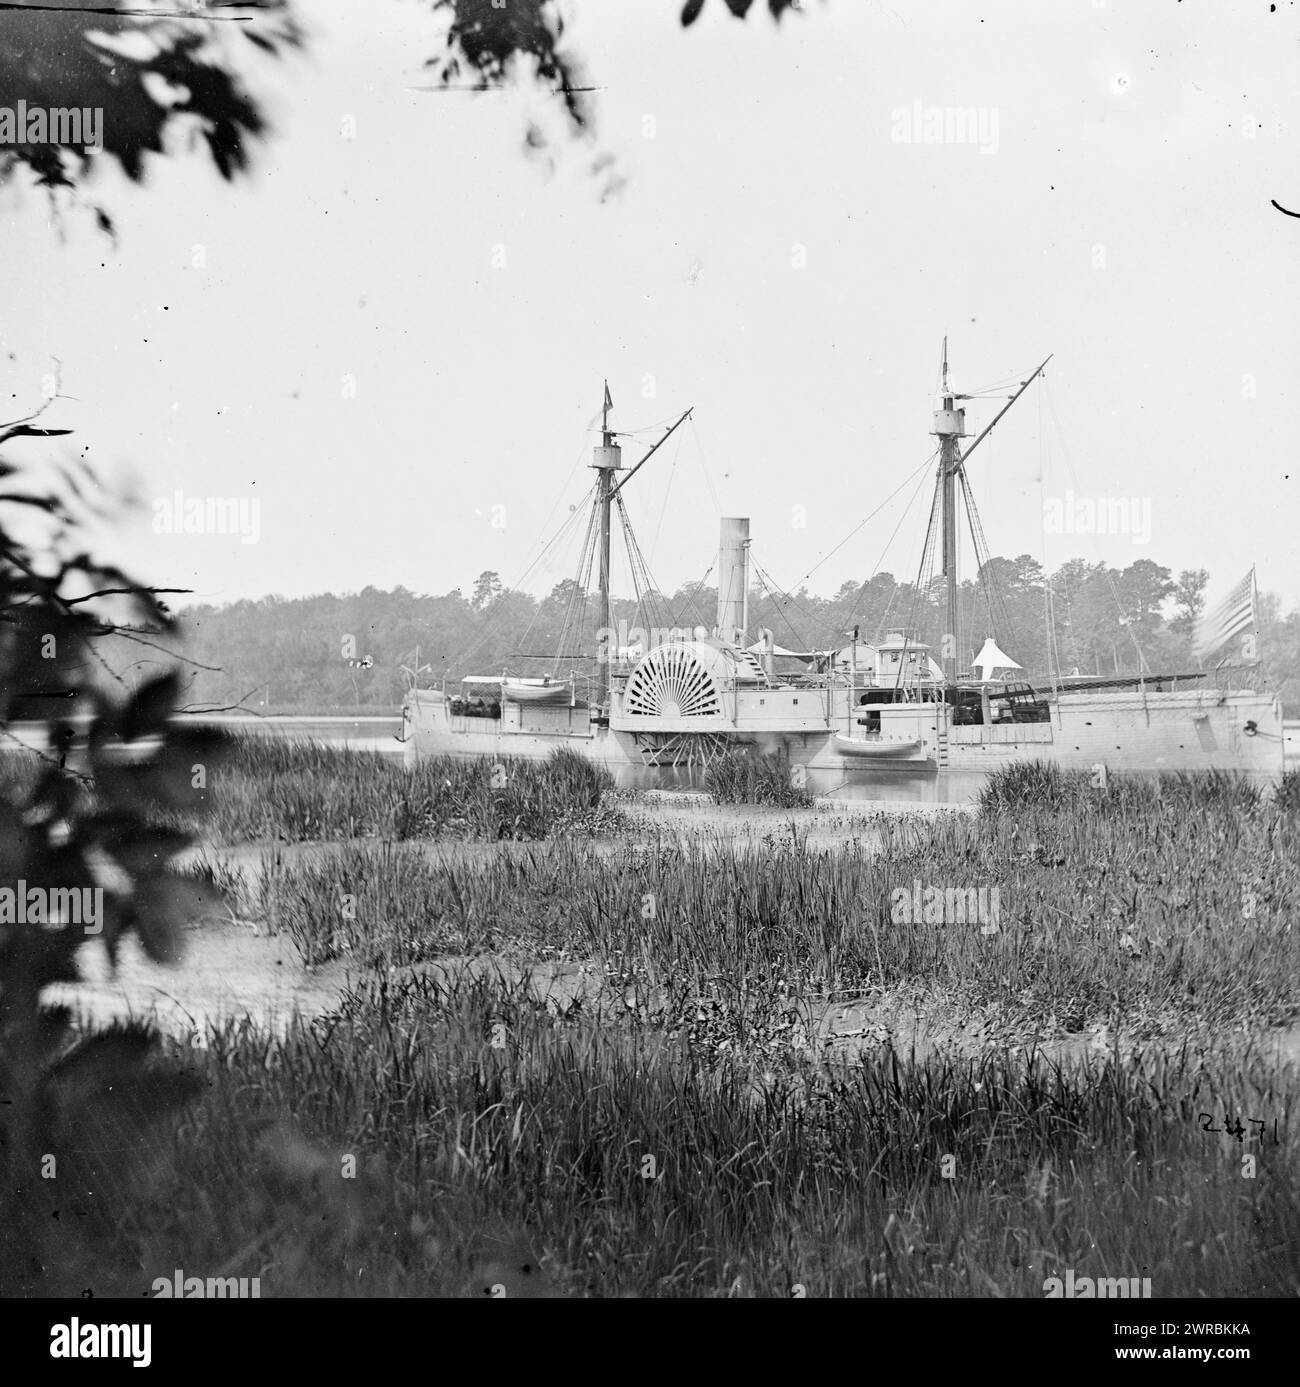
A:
[110,553,1300,717]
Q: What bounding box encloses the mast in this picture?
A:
[928,342,1052,685]
[593,380,621,711]
[586,387,694,709]
[932,338,966,685]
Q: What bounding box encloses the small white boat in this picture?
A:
[833,732,925,759]
[501,677,571,705]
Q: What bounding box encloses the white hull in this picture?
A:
[402,684,1285,779]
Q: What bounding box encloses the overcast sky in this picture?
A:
[3,0,1296,617]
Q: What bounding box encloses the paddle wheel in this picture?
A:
[633,731,733,769]
[622,642,725,719]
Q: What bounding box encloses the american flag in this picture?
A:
[1193,567,1256,661]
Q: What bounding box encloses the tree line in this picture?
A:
[137,555,1300,715]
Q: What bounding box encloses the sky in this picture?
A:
[2,0,1297,623]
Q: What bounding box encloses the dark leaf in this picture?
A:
[0,3,303,221]
[0,803,37,877]
[47,1021,152,1077]
[0,426,73,441]
[120,670,181,741]
[92,814,192,873]
[166,724,234,773]
[35,1005,75,1066]
[0,929,84,999]
[129,874,224,965]
[30,766,85,824]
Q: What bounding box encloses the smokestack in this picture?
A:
[715,517,750,646]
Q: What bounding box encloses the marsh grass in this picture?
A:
[156,737,622,843]
[59,982,1300,1297]
[977,759,1271,816]
[248,768,1300,1045]
[235,840,591,969]
[27,745,1300,1297]
[705,748,816,808]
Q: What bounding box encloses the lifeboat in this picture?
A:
[833,732,926,759]
[501,677,572,705]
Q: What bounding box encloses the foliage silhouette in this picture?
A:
[0,414,229,1296]
[0,0,807,229]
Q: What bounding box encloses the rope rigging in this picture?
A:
[748,552,820,652]
[451,481,596,673]
[1041,378,1153,674]
[551,492,601,675]
[450,357,1059,690]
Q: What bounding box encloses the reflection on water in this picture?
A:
[194,715,404,759]
[46,920,355,1042]
[603,761,986,805]
[195,715,1300,806]
[201,718,986,804]
[816,770,987,806]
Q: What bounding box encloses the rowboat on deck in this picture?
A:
[501,677,572,705]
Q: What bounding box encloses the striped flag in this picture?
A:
[1193,567,1256,661]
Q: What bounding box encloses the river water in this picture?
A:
[186,715,988,804]
[192,713,1300,803]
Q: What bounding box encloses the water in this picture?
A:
[193,714,404,758]
[605,761,987,805]
[45,920,355,1043]
[204,715,1299,804]
[187,715,984,802]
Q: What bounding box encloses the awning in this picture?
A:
[972,637,1022,683]
[746,641,814,659]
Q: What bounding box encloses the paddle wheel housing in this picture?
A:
[614,639,766,732]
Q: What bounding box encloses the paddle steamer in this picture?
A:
[402,355,1283,779]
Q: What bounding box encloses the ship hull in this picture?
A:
[944,689,1284,775]
[402,685,1285,779]
[401,689,635,768]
